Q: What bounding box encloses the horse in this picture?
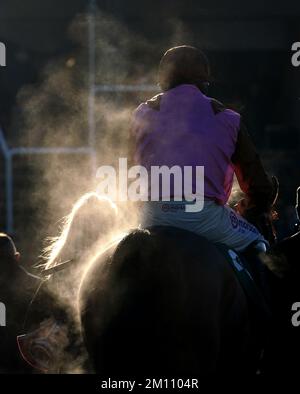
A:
[259,189,300,378]
[21,184,299,377]
[0,233,41,373]
[78,181,300,378]
[79,225,266,377]
[17,192,119,373]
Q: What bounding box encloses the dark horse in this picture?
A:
[79,226,264,377]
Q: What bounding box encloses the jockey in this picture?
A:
[130,45,275,252]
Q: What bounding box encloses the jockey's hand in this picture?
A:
[234,197,254,217]
[240,200,278,245]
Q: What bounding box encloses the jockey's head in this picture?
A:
[0,232,20,266]
[158,45,210,92]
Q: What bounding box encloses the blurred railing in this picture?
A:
[0,127,8,158]
[0,0,157,234]
[0,127,12,233]
[0,128,96,234]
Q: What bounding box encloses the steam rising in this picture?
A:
[11,8,202,373]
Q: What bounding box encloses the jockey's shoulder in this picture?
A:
[146,93,163,110]
[133,92,163,118]
[209,98,226,113]
[209,97,237,114]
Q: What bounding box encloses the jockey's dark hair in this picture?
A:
[158,45,211,92]
[0,232,18,262]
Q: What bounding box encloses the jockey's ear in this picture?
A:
[14,251,21,263]
[270,176,279,206]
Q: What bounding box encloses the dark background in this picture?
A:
[0,0,300,263]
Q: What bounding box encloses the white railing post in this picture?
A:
[0,128,8,156]
[5,152,13,233]
[88,0,97,175]
[0,128,13,233]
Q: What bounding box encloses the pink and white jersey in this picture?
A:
[132,84,241,205]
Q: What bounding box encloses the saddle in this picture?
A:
[216,243,271,325]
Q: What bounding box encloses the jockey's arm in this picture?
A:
[231,121,274,214]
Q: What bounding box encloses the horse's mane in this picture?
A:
[41,192,118,271]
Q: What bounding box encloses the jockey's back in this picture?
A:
[131,45,274,252]
[132,84,240,205]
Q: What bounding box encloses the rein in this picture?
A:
[42,259,76,276]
